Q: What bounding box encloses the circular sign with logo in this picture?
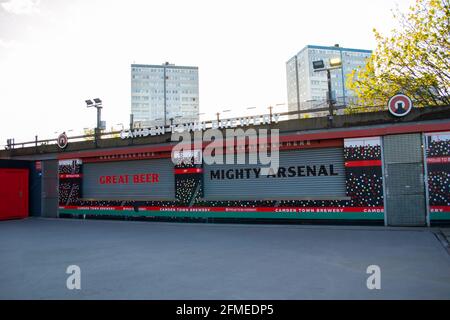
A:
[388,93,413,117]
[57,132,68,149]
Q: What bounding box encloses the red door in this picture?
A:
[0,168,29,220]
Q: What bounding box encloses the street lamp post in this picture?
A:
[86,98,103,142]
[163,63,168,127]
[326,69,333,113]
[129,114,134,131]
[334,44,347,106]
[312,58,342,118]
[162,61,173,126]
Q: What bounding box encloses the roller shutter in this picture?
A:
[82,159,174,200]
[204,147,345,200]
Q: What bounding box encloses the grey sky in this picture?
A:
[0,0,413,143]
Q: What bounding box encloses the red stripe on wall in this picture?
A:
[59,205,384,213]
[345,160,382,167]
[430,206,450,212]
[60,140,343,162]
[58,121,450,160]
[60,206,134,211]
[59,174,82,179]
[174,168,203,174]
[427,157,450,164]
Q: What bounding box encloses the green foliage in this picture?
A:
[346,0,450,112]
[83,128,95,141]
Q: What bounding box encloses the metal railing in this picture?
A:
[2,102,387,151]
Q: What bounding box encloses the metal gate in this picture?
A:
[41,160,59,218]
[383,133,426,226]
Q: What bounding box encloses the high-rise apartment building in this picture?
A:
[131,62,199,127]
[286,45,372,118]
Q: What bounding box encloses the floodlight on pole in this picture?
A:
[329,57,342,68]
[129,114,134,130]
[312,56,343,118]
[85,98,104,142]
[312,60,325,70]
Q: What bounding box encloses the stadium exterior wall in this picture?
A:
[2,107,450,225]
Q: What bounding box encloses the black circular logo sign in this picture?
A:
[388,94,413,117]
[57,132,68,149]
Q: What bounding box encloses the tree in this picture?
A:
[83,127,120,140]
[347,0,450,112]
[108,127,121,139]
[83,128,95,141]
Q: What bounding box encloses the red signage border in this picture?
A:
[59,205,384,214]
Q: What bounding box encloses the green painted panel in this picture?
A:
[430,212,450,221]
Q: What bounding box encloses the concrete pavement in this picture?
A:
[0,218,449,299]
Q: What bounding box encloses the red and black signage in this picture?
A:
[81,159,174,200]
[425,132,450,221]
[209,165,339,181]
[99,174,160,185]
[58,137,386,221]
[57,132,69,149]
[388,94,413,117]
